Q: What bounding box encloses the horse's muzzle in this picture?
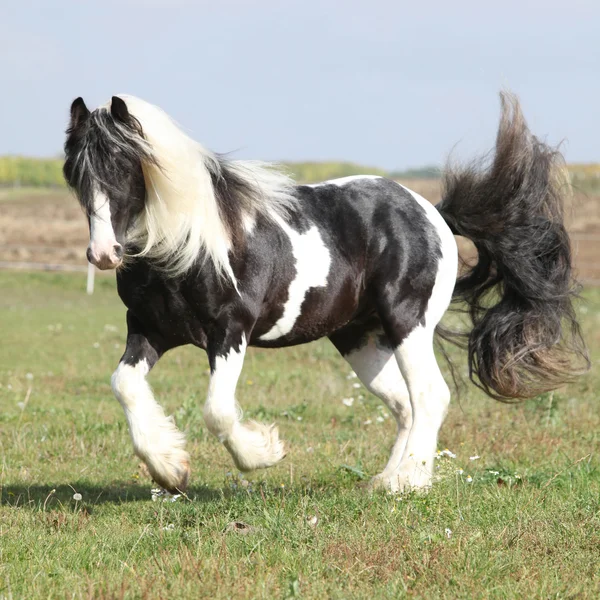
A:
[87,244,123,270]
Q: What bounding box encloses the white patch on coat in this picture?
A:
[242,213,256,234]
[308,174,383,187]
[88,189,117,259]
[111,359,189,490]
[203,334,285,471]
[259,216,331,341]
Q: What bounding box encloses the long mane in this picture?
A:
[88,96,298,282]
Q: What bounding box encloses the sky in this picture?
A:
[2,0,599,170]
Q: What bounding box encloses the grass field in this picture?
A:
[1,271,599,599]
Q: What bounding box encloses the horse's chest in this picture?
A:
[117,272,208,348]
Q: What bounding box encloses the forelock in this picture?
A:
[63,108,154,215]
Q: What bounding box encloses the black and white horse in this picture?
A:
[63,93,588,493]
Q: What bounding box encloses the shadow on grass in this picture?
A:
[0,481,221,508]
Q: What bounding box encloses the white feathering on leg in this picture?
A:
[112,360,190,491]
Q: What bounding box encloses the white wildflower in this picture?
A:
[488,470,500,476]
[25,373,33,381]
[92,342,100,349]
[445,528,452,539]
[346,371,357,379]
[352,383,361,389]
[440,449,456,459]
[162,523,175,531]
[17,402,25,410]
[376,416,385,423]
[363,419,372,425]
[73,492,82,501]
[466,476,473,483]
[456,468,464,475]
[342,397,354,407]
[469,455,480,461]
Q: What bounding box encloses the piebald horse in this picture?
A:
[63,93,587,493]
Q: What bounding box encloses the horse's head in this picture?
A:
[63,96,149,270]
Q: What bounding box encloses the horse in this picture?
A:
[63,92,588,494]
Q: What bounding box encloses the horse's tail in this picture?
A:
[436,91,589,401]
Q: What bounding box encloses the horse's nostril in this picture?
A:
[113,244,124,259]
[86,247,93,263]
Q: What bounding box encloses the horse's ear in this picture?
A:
[70,97,90,128]
[111,96,130,122]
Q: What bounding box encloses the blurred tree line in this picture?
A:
[0,156,444,189]
[0,157,65,188]
[2,156,597,190]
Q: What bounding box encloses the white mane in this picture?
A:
[109,95,297,282]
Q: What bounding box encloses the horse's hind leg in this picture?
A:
[329,324,413,491]
[375,224,457,491]
[111,312,190,493]
[388,325,450,490]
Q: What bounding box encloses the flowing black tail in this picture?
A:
[436,92,589,400]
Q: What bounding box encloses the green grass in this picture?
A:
[1,272,599,599]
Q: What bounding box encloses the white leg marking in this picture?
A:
[380,183,458,492]
[259,217,331,341]
[390,327,451,492]
[111,359,190,490]
[342,332,413,488]
[203,335,286,471]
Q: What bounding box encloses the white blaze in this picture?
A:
[88,190,117,258]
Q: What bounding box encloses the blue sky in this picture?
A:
[2,0,599,170]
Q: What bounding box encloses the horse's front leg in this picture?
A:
[111,312,190,492]
[203,329,285,472]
